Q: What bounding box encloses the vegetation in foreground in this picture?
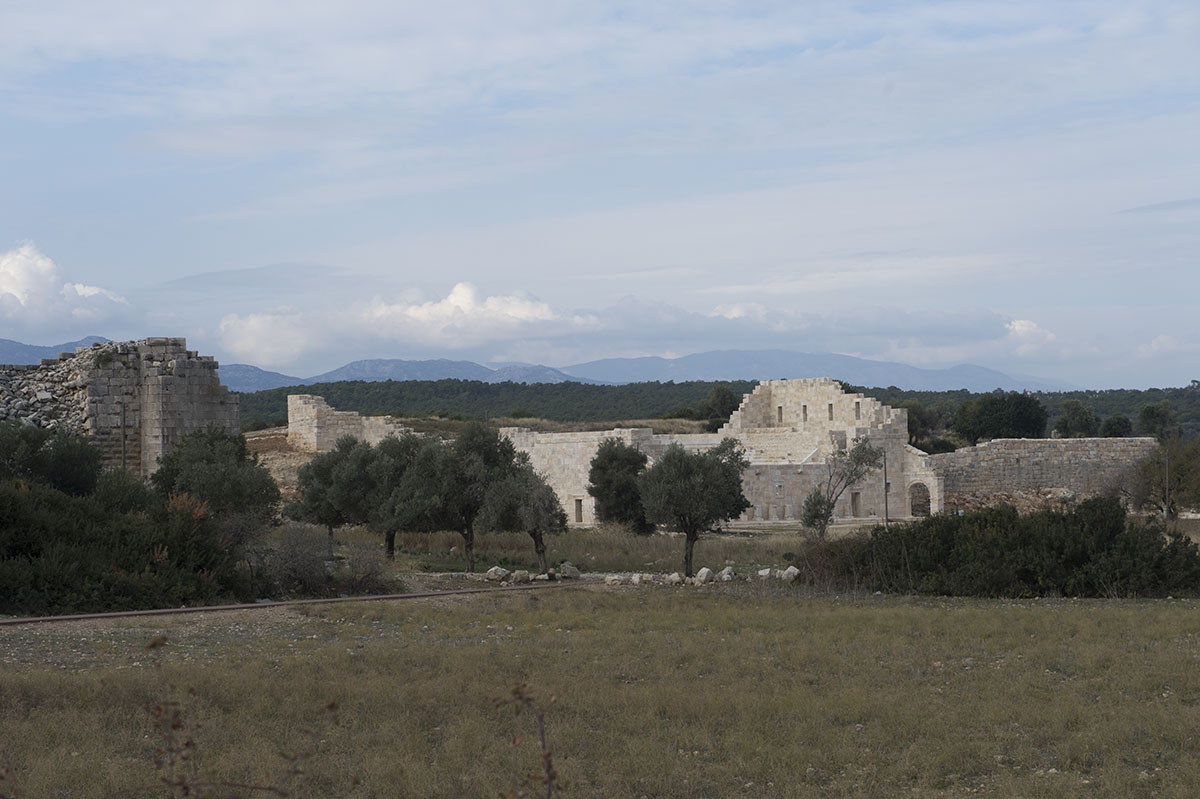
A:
[4,588,1200,797]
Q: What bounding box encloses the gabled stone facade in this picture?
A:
[505,378,943,526]
[0,338,239,475]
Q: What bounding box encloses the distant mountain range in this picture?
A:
[218,349,1070,393]
[0,335,110,364]
[559,350,1070,392]
[0,336,1072,393]
[217,360,601,392]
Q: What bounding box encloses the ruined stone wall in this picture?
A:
[930,437,1157,503]
[0,338,239,475]
[504,378,941,526]
[287,395,409,452]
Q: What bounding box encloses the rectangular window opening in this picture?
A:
[828,403,834,421]
[574,498,583,524]
[777,405,783,424]
[851,491,861,517]
[802,404,808,423]
[855,401,861,420]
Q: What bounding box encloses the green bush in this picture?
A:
[0,480,242,615]
[852,497,1200,598]
[0,421,102,495]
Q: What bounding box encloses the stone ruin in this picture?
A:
[505,378,1158,526]
[287,394,409,452]
[287,378,1158,527]
[0,337,239,475]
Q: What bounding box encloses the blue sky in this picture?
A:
[1,1,1197,387]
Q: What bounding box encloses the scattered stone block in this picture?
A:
[485,566,511,582]
[559,562,581,579]
[695,567,714,584]
[511,570,531,584]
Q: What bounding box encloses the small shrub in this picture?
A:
[262,526,333,597]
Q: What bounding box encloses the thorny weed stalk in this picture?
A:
[146,635,355,797]
[495,684,567,799]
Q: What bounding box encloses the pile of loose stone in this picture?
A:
[0,346,103,431]
[483,562,805,587]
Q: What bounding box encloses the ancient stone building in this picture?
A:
[287,394,409,452]
[286,379,1157,527]
[504,378,942,525]
[0,338,239,475]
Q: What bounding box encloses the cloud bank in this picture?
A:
[0,243,128,339]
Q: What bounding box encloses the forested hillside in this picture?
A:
[238,379,758,426]
[238,378,1200,439]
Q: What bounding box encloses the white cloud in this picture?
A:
[215,283,598,368]
[0,242,128,337]
[1005,319,1056,355]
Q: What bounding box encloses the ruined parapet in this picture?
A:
[929,437,1157,508]
[286,395,408,452]
[0,337,239,475]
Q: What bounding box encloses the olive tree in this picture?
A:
[587,438,652,534]
[638,438,749,577]
[801,436,885,540]
[478,456,567,573]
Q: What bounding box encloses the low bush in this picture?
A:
[847,497,1200,597]
[0,480,242,615]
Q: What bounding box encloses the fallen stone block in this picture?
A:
[485,566,511,582]
[559,562,581,579]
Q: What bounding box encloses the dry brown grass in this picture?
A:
[5,588,1200,797]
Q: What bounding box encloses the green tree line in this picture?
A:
[239,378,1200,441]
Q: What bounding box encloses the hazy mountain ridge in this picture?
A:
[559,350,1072,392]
[0,336,1071,393]
[0,336,110,365]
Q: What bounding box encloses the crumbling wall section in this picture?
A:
[287,395,409,452]
[1,338,239,475]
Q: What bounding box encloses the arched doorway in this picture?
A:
[909,482,931,517]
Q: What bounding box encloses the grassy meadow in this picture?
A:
[4,585,1200,797]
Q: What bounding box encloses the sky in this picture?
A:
[0,1,1197,388]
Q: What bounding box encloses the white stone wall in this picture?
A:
[287,395,409,452]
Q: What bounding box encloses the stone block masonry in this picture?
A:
[0,338,239,475]
[929,437,1158,505]
[287,395,410,452]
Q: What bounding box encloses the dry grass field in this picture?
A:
[4,585,1200,798]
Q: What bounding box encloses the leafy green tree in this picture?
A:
[638,439,749,576]
[368,433,443,559]
[1138,401,1179,442]
[953,392,1047,443]
[801,436,885,539]
[1053,400,1101,438]
[1127,438,1200,520]
[587,438,652,534]
[1100,413,1133,438]
[390,423,522,572]
[478,456,567,573]
[0,421,102,495]
[292,436,379,552]
[150,429,280,529]
[698,385,739,421]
